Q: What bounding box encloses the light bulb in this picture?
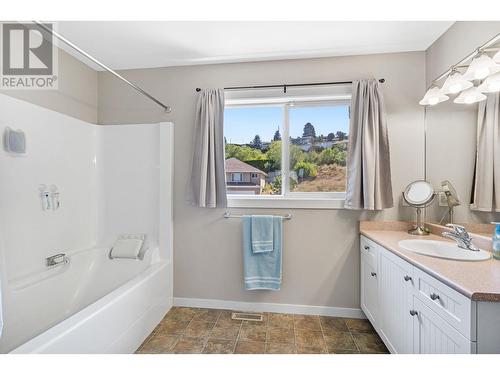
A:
[464,53,500,81]
[488,81,500,92]
[448,83,462,94]
[428,97,440,105]
[494,50,500,63]
[419,86,449,106]
[454,86,487,104]
[465,95,475,104]
[441,70,472,94]
[474,67,490,80]
[478,71,500,93]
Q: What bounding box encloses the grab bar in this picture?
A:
[223,212,292,220]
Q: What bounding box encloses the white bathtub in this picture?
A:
[3,247,171,353]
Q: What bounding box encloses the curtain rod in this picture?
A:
[33,21,172,113]
[195,78,385,93]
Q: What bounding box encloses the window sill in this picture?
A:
[227,196,346,209]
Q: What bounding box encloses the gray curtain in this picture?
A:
[470,92,500,212]
[345,79,393,210]
[189,88,227,208]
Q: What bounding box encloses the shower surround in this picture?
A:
[0,93,173,353]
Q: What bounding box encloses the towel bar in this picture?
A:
[223,212,292,220]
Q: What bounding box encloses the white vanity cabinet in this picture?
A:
[377,247,415,353]
[360,236,378,324]
[360,235,486,354]
[412,296,474,354]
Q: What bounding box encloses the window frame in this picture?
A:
[230,172,242,182]
[225,95,351,209]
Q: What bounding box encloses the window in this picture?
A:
[230,173,242,182]
[288,104,349,194]
[224,88,350,208]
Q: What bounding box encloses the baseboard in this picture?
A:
[173,297,365,319]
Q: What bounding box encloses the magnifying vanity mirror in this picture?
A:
[403,180,436,235]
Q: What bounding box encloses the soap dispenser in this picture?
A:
[492,222,500,260]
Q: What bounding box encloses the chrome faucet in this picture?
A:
[46,253,69,267]
[442,224,479,252]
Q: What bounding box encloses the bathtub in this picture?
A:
[2,246,172,353]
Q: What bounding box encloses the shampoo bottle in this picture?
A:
[492,222,500,260]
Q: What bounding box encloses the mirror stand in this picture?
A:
[402,180,436,236]
[408,207,430,235]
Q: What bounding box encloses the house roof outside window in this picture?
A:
[225,158,267,176]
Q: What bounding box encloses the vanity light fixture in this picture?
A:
[419,86,449,106]
[440,69,473,94]
[420,32,500,107]
[453,86,487,104]
[478,71,500,93]
[463,52,500,81]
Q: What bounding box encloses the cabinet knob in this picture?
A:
[370,272,377,277]
[409,310,418,316]
[430,293,440,300]
[364,246,370,250]
[404,275,412,282]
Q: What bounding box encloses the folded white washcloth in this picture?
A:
[109,234,145,259]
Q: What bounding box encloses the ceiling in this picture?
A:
[56,21,454,71]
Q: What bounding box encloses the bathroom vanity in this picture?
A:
[359,224,500,354]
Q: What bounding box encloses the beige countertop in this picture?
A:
[360,224,500,302]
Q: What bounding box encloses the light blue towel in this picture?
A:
[251,215,274,253]
[243,215,282,290]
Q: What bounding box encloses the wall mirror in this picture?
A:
[424,33,500,229]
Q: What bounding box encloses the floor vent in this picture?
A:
[231,312,264,322]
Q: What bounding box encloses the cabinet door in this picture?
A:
[361,255,378,325]
[378,249,414,354]
[412,297,474,354]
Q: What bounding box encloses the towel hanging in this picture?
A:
[242,215,283,291]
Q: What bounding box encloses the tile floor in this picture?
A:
[136,307,389,354]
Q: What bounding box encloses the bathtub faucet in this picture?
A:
[46,253,69,267]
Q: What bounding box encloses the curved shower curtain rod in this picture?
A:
[33,21,172,113]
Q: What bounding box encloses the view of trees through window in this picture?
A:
[224,103,349,196]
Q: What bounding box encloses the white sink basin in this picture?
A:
[398,239,491,261]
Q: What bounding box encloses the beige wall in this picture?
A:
[425,22,500,224]
[98,52,426,309]
[1,49,98,123]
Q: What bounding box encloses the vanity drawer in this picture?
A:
[360,236,379,270]
[414,267,475,341]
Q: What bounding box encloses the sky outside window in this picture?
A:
[289,105,349,138]
[224,105,349,144]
